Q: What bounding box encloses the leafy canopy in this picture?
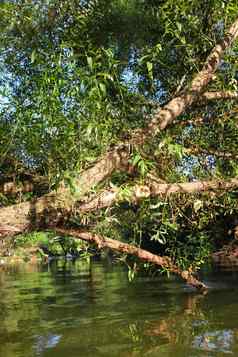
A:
[0,0,238,269]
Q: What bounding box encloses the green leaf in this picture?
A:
[87,56,93,71]
[99,82,106,96]
[176,22,182,32]
[31,50,36,63]
[151,231,166,244]
[138,160,146,176]
[146,61,153,80]
[164,221,178,231]
[132,153,141,166]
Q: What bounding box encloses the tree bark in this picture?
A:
[0,180,48,196]
[55,227,208,291]
[143,18,238,136]
[0,147,129,235]
[71,146,130,197]
[78,177,238,212]
[148,91,238,110]
[1,176,236,236]
[200,90,238,101]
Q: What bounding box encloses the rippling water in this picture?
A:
[1,259,238,356]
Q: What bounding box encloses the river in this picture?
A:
[0,259,238,356]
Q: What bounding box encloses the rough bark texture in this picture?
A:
[55,227,208,291]
[71,146,130,197]
[148,91,238,111]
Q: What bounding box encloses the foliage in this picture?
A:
[13,231,88,258]
[0,0,238,273]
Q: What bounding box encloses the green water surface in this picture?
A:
[0,259,238,357]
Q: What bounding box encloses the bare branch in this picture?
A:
[55,227,207,291]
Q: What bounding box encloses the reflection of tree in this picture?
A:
[0,262,58,357]
[145,293,205,341]
[139,293,238,356]
[2,263,238,356]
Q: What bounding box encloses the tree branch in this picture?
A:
[200,90,238,101]
[0,147,131,235]
[78,177,238,212]
[0,175,237,237]
[55,227,207,291]
[144,18,238,135]
[147,91,238,110]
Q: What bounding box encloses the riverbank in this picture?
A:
[0,231,89,266]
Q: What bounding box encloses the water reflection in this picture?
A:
[35,334,62,355]
[193,329,234,354]
[0,260,238,356]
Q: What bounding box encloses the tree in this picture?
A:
[0,0,238,290]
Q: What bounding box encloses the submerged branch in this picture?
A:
[55,227,208,291]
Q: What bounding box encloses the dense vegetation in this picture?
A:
[0,0,238,289]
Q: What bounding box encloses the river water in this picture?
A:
[0,259,238,357]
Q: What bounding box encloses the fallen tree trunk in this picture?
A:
[4,90,237,220]
[0,147,130,236]
[55,227,208,291]
[71,146,130,197]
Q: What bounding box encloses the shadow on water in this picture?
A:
[1,260,238,356]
